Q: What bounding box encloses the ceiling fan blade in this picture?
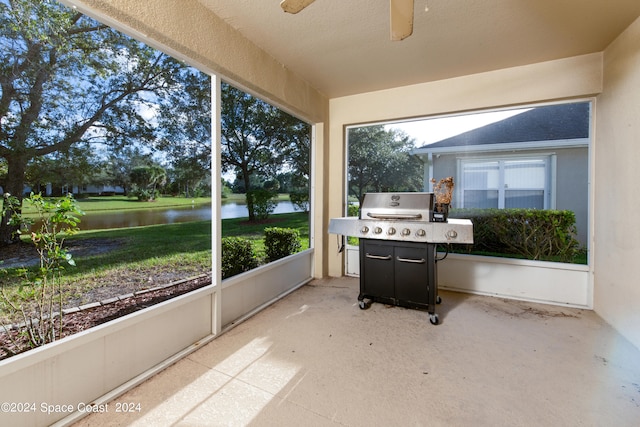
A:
[280,0,316,14]
[390,0,414,41]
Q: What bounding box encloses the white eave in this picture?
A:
[410,138,590,158]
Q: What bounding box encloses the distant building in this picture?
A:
[72,184,125,196]
[0,183,125,197]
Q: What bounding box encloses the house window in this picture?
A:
[460,157,550,209]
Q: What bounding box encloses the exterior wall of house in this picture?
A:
[595,16,640,350]
[81,185,125,195]
[431,146,589,246]
[555,148,589,246]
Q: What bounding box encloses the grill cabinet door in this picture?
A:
[360,240,395,300]
[394,243,434,306]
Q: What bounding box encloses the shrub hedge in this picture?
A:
[450,208,580,263]
[264,227,302,261]
[221,236,258,279]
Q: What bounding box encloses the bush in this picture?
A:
[450,208,580,262]
[264,227,302,262]
[246,189,277,220]
[130,188,158,202]
[221,237,258,279]
[221,182,232,199]
[1,193,83,353]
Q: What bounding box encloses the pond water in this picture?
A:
[76,200,303,230]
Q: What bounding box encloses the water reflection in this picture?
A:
[77,201,302,230]
[221,201,302,219]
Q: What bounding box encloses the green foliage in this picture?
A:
[246,189,277,220]
[347,125,423,204]
[346,204,361,244]
[0,0,201,242]
[221,237,258,279]
[129,188,155,202]
[264,227,302,262]
[289,190,309,212]
[156,67,212,196]
[1,193,84,354]
[450,208,580,262]
[263,179,280,192]
[220,82,310,221]
[221,180,232,198]
[130,165,167,201]
[347,203,360,217]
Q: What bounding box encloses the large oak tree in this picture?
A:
[0,0,186,243]
[220,82,310,221]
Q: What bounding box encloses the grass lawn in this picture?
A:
[17,195,212,219]
[68,221,213,275]
[19,193,290,216]
[0,211,310,323]
[18,192,293,209]
[222,212,309,257]
[73,196,210,213]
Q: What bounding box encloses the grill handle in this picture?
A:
[396,256,426,264]
[365,253,392,260]
[366,213,423,220]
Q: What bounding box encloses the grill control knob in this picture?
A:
[360,226,369,234]
[447,230,458,239]
[387,227,396,236]
[415,229,426,238]
[401,228,411,236]
[374,227,383,234]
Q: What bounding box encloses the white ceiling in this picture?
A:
[198,0,640,98]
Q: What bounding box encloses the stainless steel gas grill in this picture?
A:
[328,192,473,325]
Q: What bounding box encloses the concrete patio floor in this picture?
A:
[72,276,640,426]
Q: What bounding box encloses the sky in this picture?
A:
[385,108,531,147]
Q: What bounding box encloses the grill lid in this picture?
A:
[360,192,434,221]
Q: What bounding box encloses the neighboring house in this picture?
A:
[411,102,590,246]
[72,184,125,196]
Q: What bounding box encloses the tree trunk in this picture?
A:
[0,157,29,245]
[243,169,255,221]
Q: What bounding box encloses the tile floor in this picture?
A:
[72,277,640,426]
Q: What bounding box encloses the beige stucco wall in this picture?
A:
[327,53,603,276]
[594,16,640,350]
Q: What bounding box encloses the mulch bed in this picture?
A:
[0,274,211,361]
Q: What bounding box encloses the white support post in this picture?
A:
[211,74,223,335]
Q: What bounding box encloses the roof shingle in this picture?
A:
[420,103,590,149]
